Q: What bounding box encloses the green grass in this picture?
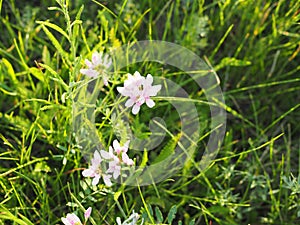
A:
[0,0,300,224]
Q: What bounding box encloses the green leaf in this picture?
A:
[0,206,34,225]
[34,161,51,173]
[189,219,195,225]
[37,20,70,41]
[152,133,181,164]
[1,58,17,84]
[40,25,68,58]
[155,206,163,223]
[29,67,45,82]
[140,149,148,168]
[167,205,177,224]
[38,63,69,90]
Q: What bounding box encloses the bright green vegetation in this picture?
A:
[0,0,300,224]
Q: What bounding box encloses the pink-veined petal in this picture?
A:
[92,51,101,65]
[84,207,92,220]
[61,213,82,225]
[84,59,93,68]
[113,140,121,154]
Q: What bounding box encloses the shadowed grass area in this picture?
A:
[0,0,299,224]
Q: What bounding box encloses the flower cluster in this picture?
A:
[66,51,160,225]
[81,52,161,114]
[61,207,92,225]
[82,140,133,187]
[117,71,162,114]
[80,51,112,86]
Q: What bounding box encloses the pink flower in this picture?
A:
[82,150,112,186]
[122,153,134,166]
[80,51,112,85]
[117,71,161,114]
[113,140,130,154]
[111,140,134,166]
[107,160,121,179]
[61,213,82,225]
[84,207,92,221]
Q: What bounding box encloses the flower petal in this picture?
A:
[80,69,98,78]
[103,174,112,186]
[82,168,94,177]
[93,151,102,164]
[132,104,140,115]
[92,175,100,186]
[147,84,162,96]
[100,149,111,160]
[61,217,71,225]
[145,98,155,108]
[144,74,153,85]
[113,140,121,153]
[122,153,134,166]
[84,59,93,68]
[125,99,135,107]
[84,207,92,220]
[92,51,101,65]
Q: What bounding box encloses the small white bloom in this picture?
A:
[82,150,112,186]
[61,213,82,225]
[117,71,161,114]
[80,51,112,86]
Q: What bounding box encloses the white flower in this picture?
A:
[116,210,141,225]
[82,150,112,186]
[80,51,112,85]
[61,213,82,225]
[117,71,161,114]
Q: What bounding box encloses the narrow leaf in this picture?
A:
[40,25,68,58]
[155,206,163,223]
[37,21,70,41]
[167,205,177,224]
